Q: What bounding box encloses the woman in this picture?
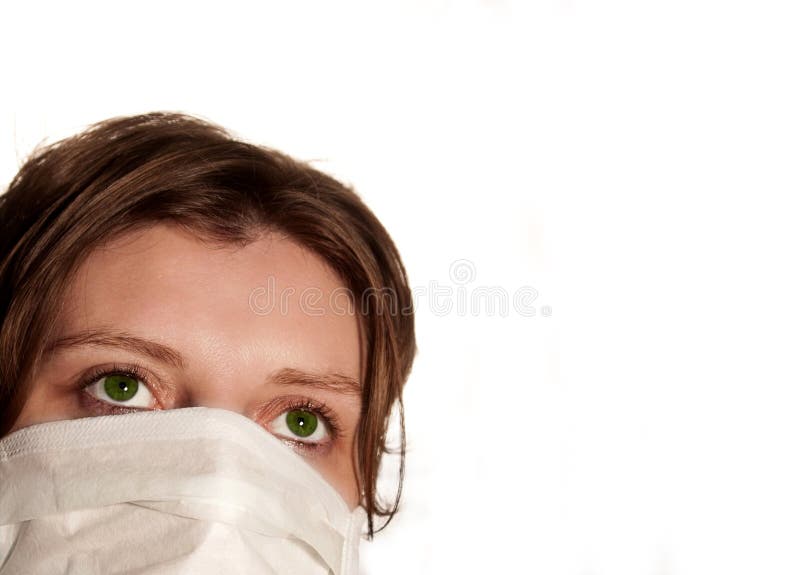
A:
[0,112,415,574]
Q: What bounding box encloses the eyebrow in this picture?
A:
[269,368,361,397]
[43,328,361,396]
[45,328,186,369]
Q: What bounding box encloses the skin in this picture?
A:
[9,223,363,508]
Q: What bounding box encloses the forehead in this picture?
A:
[57,223,361,379]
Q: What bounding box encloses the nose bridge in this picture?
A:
[185,386,244,413]
[181,354,250,415]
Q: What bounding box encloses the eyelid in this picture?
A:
[77,361,162,410]
[256,396,342,442]
[269,409,330,444]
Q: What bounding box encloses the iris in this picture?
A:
[103,375,139,402]
[286,409,318,438]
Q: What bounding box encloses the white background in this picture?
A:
[2,1,800,573]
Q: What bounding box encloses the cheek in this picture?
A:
[310,440,361,509]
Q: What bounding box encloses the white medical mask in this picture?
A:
[0,407,366,574]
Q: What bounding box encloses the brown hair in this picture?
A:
[0,112,416,537]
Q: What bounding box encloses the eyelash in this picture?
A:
[77,362,157,414]
[76,361,343,445]
[264,396,342,439]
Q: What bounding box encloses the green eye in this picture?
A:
[103,375,139,402]
[285,409,318,438]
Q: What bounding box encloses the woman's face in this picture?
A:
[9,223,363,508]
